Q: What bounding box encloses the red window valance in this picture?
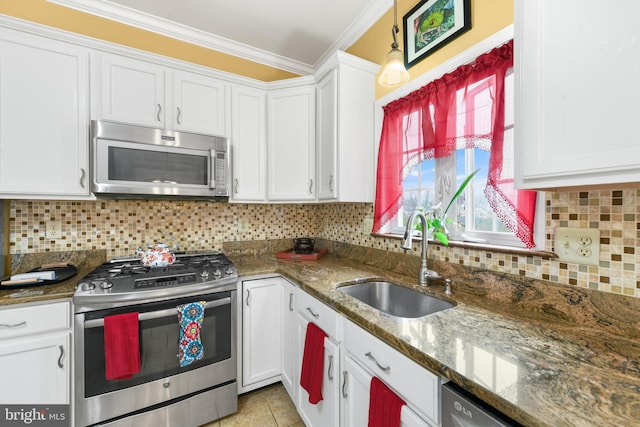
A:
[373,40,537,248]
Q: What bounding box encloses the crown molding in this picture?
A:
[313,0,391,68]
[0,14,270,90]
[46,0,315,75]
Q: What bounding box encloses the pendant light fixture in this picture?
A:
[378,0,410,87]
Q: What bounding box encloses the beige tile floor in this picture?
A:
[202,382,305,427]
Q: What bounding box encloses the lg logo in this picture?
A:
[454,400,473,419]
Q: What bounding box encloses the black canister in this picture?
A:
[293,238,315,254]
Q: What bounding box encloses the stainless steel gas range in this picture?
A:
[73,252,238,427]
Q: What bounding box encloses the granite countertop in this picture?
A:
[2,246,637,426]
[231,253,640,427]
[0,250,106,306]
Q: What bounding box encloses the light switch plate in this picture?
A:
[554,227,600,266]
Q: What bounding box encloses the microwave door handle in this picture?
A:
[210,149,216,189]
[83,297,231,329]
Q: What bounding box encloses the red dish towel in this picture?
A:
[104,312,141,380]
[368,376,406,427]
[299,322,327,404]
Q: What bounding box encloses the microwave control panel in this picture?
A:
[214,151,228,196]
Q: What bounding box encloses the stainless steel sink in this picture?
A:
[337,281,454,319]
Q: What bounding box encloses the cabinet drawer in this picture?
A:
[297,290,339,339]
[0,301,70,340]
[344,319,439,425]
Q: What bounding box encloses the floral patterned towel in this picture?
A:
[177,301,205,367]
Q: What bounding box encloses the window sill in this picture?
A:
[371,232,558,259]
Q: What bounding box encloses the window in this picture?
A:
[390,69,525,247]
[374,40,541,249]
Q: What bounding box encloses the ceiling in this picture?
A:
[47,0,392,75]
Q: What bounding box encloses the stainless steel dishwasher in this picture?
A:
[442,382,522,427]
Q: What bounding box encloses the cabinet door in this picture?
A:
[0,31,89,197]
[98,53,165,128]
[342,354,432,427]
[173,71,226,136]
[0,331,70,404]
[341,353,372,427]
[267,86,316,201]
[515,0,640,189]
[316,70,338,200]
[281,279,297,401]
[296,313,339,427]
[230,86,267,201]
[242,278,282,387]
[335,61,376,202]
[343,319,440,425]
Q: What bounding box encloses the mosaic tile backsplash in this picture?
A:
[9,188,640,298]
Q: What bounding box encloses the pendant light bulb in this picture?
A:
[378,45,410,87]
[378,0,410,87]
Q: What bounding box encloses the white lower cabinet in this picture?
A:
[296,312,340,427]
[343,319,440,427]
[242,279,441,426]
[341,354,431,427]
[240,277,283,392]
[281,279,297,401]
[295,289,341,427]
[0,301,71,404]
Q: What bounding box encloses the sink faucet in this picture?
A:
[401,211,442,286]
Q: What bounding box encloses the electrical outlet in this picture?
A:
[553,227,600,266]
[46,220,62,239]
[579,235,593,246]
[577,247,592,257]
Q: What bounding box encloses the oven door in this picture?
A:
[74,291,237,426]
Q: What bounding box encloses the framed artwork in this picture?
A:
[403,0,471,68]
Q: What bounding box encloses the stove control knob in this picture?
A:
[80,281,95,291]
[213,269,222,277]
[200,271,210,280]
[98,280,113,290]
[225,267,235,275]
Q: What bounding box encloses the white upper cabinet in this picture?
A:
[95,53,227,136]
[230,85,267,202]
[96,53,165,128]
[316,70,338,200]
[315,52,377,202]
[515,0,640,189]
[0,28,90,198]
[172,70,227,136]
[267,82,316,201]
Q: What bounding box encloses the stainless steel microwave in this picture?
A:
[91,120,229,199]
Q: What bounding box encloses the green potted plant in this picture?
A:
[416,168,480,245]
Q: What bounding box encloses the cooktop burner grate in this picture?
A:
[73,251,238,311]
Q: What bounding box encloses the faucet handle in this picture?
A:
[444,278,452,296]
[424,269,442,280]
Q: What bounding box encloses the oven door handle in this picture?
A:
[83,297,231,329]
